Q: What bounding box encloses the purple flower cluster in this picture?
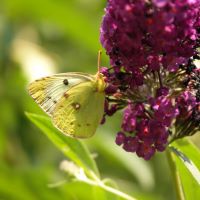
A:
[100,0,200,160]
[101,0,200,75]
[115,96,179,160]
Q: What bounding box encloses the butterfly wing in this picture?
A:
[52,81,105,138]
[28,73,94,115]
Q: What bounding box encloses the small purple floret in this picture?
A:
[115,132,126,146]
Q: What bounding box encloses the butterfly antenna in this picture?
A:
[97,50,102,77]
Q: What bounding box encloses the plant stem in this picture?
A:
[157,70,163,87]
[81,173,137,200]
[166,149,185,200]
[98,181,136,200]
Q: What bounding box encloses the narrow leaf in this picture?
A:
[26,112,99,178]
[168,138,200,200]
[170,146,200,184]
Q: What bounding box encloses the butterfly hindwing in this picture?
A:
[52,81,105,138]
[28,73,94,115]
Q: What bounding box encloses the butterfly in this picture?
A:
[28,52,106,138]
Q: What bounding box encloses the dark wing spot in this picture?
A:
[63,93,69,98]
[78,124,81,127]
[53,100,57,104]
[63,79,69,85]
[47,96,51,99]
[86,123,90,126]
[70,122,73,125]
[71,102,81,110]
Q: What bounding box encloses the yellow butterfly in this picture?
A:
[28,52,106,138]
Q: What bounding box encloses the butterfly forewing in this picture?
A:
[28,73,94,115]
[52,81,105,138]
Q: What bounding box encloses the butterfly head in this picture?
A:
[95,73,106,93]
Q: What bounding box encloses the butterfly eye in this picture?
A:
[63,79,69,85]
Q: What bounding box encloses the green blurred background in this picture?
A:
[1,0,198,199]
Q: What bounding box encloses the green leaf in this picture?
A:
[26,112,99,178]
[168,138,200,200]
[170,139,200,184]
